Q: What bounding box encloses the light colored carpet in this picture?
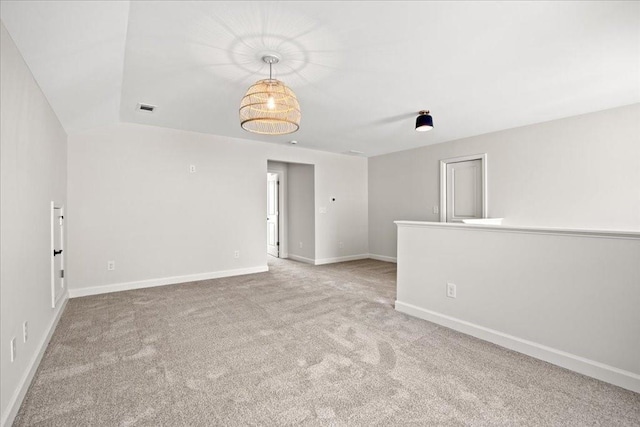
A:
[15,258,640,426]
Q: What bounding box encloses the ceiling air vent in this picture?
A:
[137,103,156,113]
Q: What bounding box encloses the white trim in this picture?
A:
[50,201,55,307]
[286,254,372,265]
[440,153,487,223]
[50,202,65,309]
[266,171,280,258]
[286,254,316,265]
[314,254,370,265]
[368,253,397,263]
[68,266,268,298]
[2,292,69,427]
[268,161,289,259]
[395,220,640,240]
[395,301,640,393]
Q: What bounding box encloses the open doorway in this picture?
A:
[267,172,280,257]
[267,161,289,259]
[267,160,315,262]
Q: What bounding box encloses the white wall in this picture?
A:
[395,222,640,392]
[369,104,640,259]
[288,164,315,261]
[67,123,368,294]
[0,23,68,426]
[314,157,369,264]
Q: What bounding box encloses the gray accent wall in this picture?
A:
[369,103,640,259]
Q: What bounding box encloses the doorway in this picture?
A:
[267,160,315,262]
[267,172,280,257]
[439,154,487,223]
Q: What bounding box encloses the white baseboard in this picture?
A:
[68,266,269,298]
[287,254,395,266]
[368,253,397,263]
[395,301,640,394]
[2,292,69,427]
[286,254,316,265]
[314,254,370,265]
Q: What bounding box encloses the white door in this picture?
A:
[51,203,65,308]
[446,159,483,222]
[267,173,279,257]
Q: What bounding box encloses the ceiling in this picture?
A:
[1,1,638,157]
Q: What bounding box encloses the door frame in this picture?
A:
[267,163,288,258]
[50,201,65,308]
[439,153,487,222]
[267,172,280,257]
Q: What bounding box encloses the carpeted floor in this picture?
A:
[15,258,640,426]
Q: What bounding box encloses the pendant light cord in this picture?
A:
[269,62,272,80]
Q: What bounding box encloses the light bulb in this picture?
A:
[267,95,275,110]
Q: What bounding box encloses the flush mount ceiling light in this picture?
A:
[415,110,434,132]
[239,55,301,135]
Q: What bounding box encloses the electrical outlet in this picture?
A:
[433,206,439,214]
[10,338,16,362]
[23,322,28,343]
[234,250,240,259]
[107,261,115,271]
[339,241,344,248]
[446,283,457,298]
[189,164,196,173]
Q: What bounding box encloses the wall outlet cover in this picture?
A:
[447,283,457,298]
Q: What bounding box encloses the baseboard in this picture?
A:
[288,254,390,266]
[286,254,315,265]
[68,266,269,298]
[368,253,397,263]
[395,301,640,394]
[2,292,69,427]
[314,254,370,265]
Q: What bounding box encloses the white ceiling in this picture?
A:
[2,1,639,157]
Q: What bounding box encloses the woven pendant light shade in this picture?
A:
[239,78,301,135]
